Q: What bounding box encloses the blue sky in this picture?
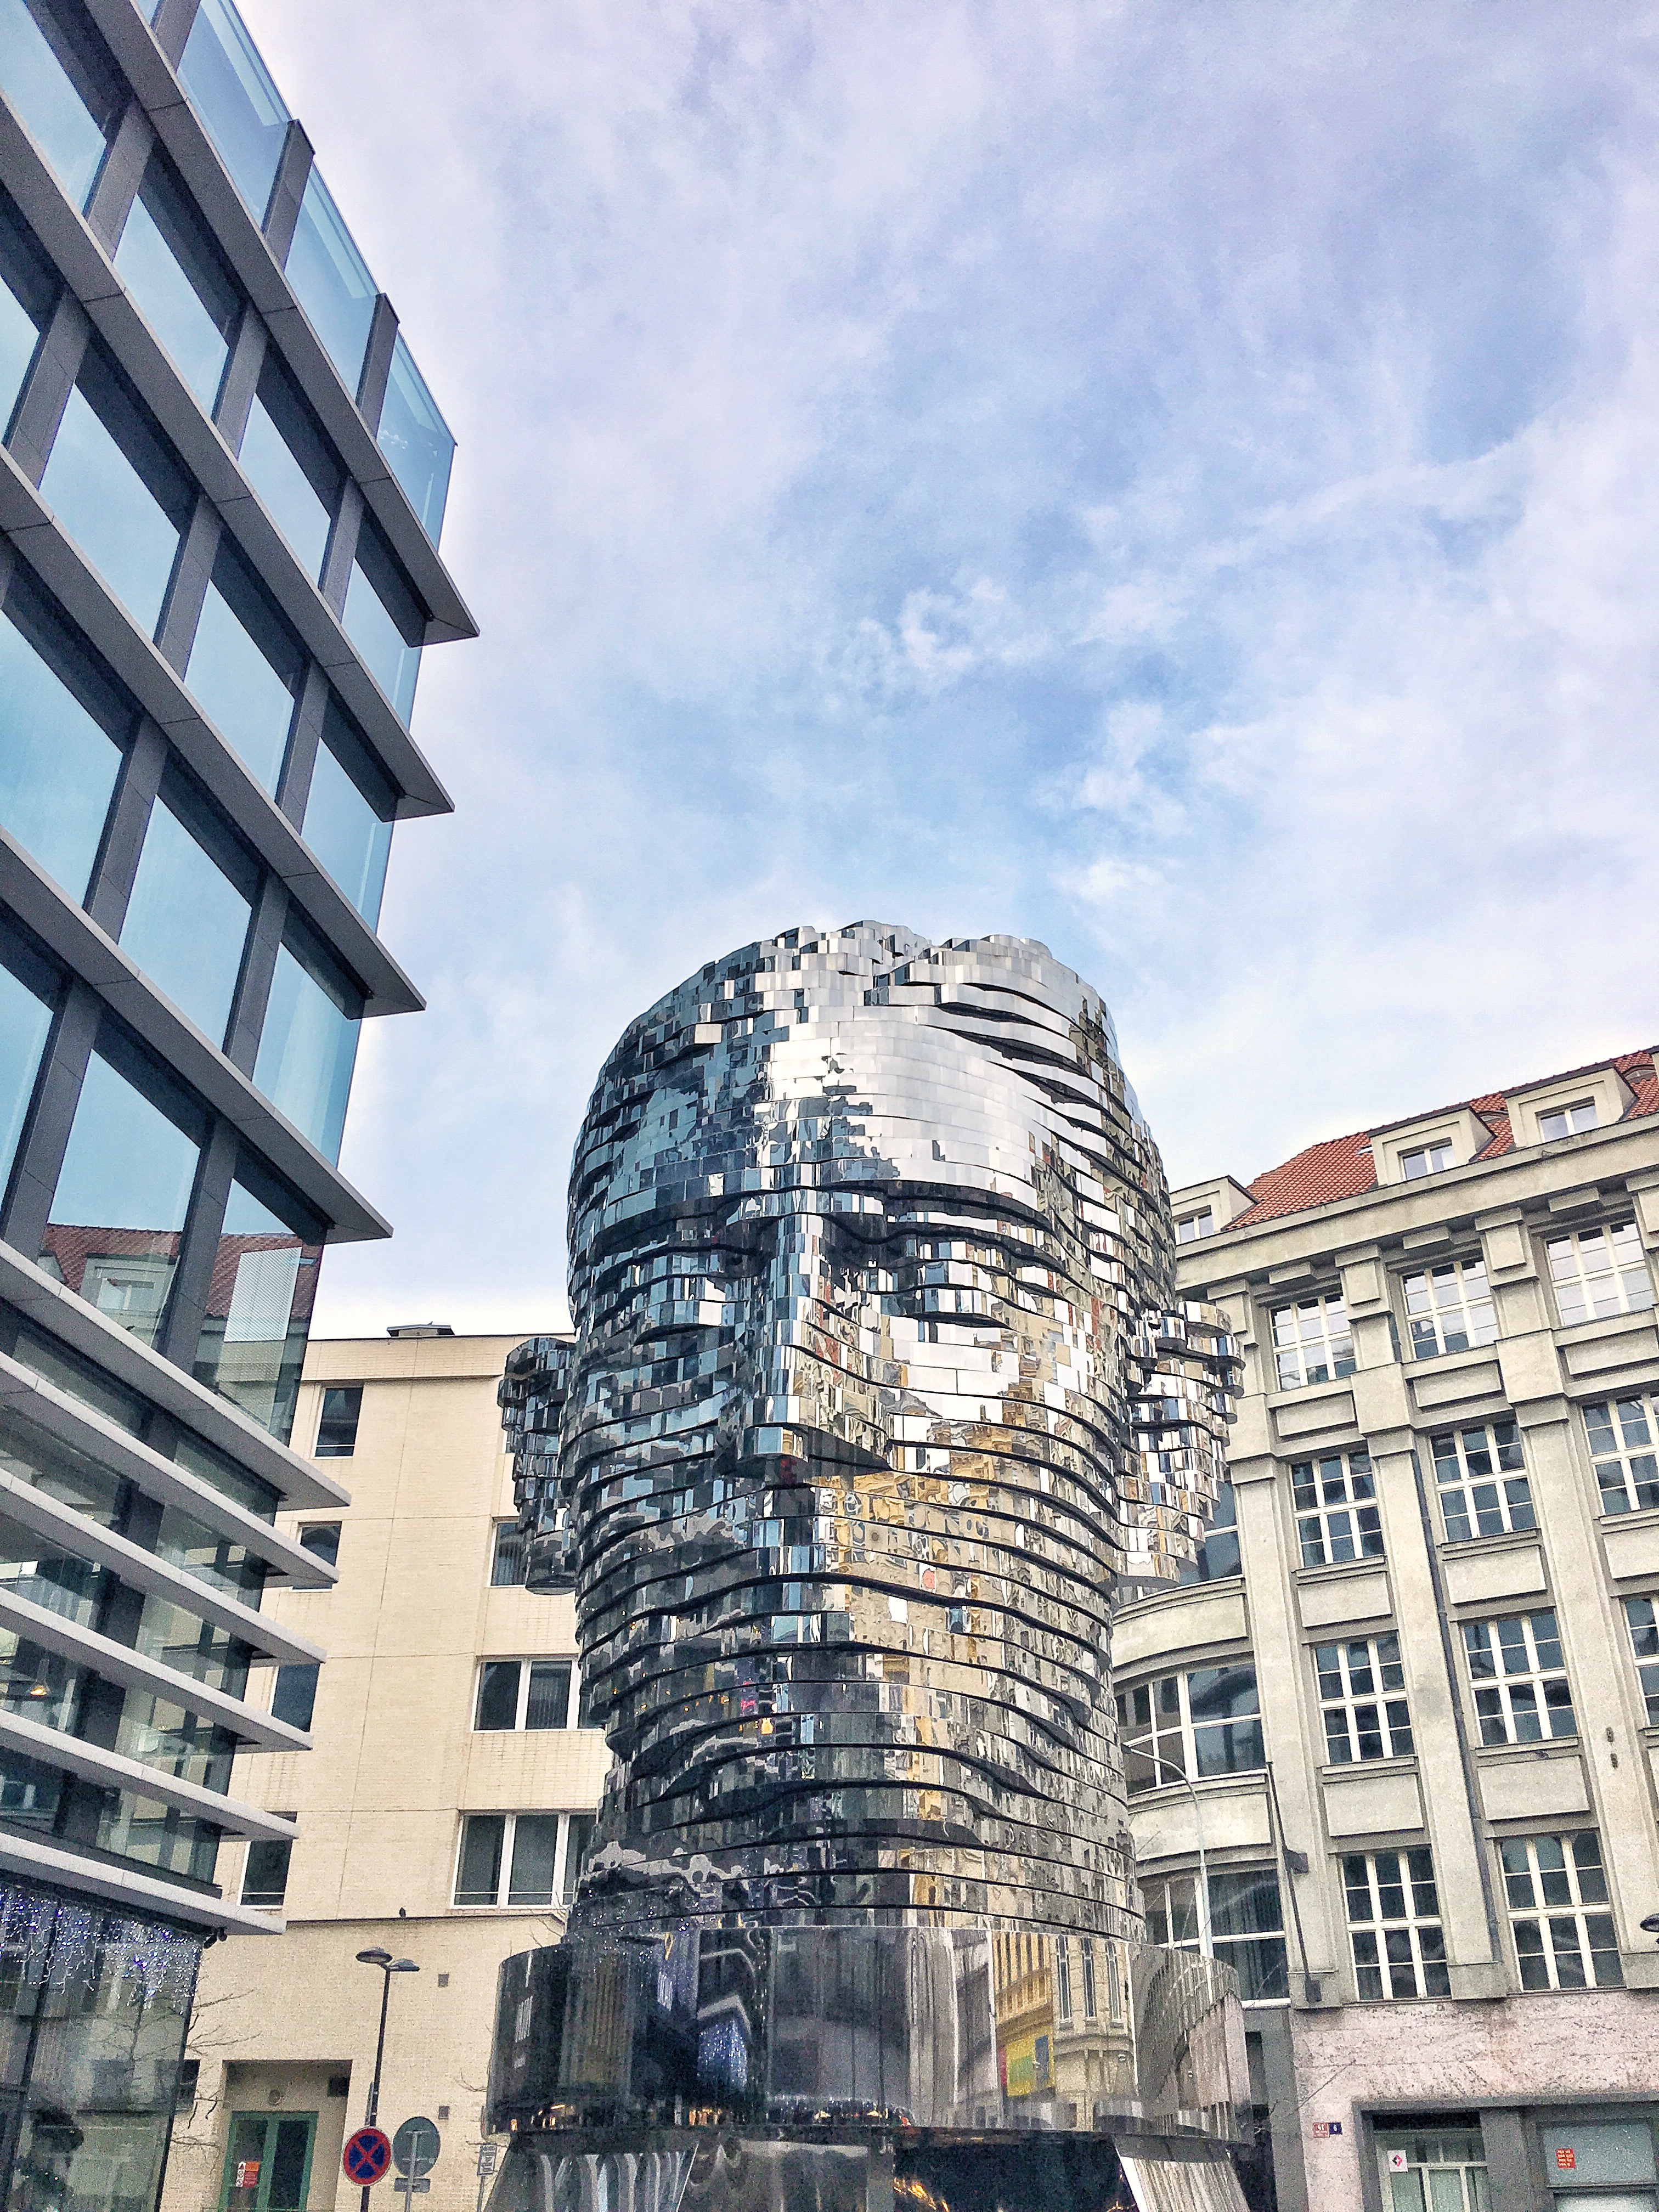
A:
[240,0,1659,1335]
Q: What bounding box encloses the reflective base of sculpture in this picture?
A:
[487,1922,1251,2212]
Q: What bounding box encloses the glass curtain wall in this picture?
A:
[38,346,190,638]
[175,0,288,221]
[0,575,131,898]
[193,1161,321,1443]
[0,0,123,211]
[118,766,256,1043]
[42,1024,206,1346]
[251,919,360,1163]
[0,195,57,431]
[301,703,393,923]
[113,153,240,415]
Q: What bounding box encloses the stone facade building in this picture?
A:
[163,1328,607,2212]
[1118,1047,1659,2209]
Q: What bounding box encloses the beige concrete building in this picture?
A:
[161,1327,606,2212]
[1118,1047,1659,2211]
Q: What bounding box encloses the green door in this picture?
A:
[219,2112,318,2212]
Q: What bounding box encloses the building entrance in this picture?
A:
[218,2113,318,2212]
[1376,2130,1491,2211]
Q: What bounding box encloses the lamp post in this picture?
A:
[1144,1750,1212,1957]
[356,1947,419,2212]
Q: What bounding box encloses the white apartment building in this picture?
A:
[161,1328,606,2212]
[1120,1048,1659,2212]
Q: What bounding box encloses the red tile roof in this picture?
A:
[1221,1049,1657,1233]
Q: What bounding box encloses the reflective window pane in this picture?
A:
[0,192,55,432]
[302,702,393,924]
[378,335,453,543]
[40,348,190,637]
[184,544,302,792]
[177,0,289,221]
[238,357,340,580]
[118,771,254,1042]
[252,919,361,1162]
[44,1025,206,1345]
[271,1661,317,1729]
[0,924,53,1190]
[507,1813,559,1905]
[0,574,128,895]
[343,519,421,723]
[285,167,375,391]
[114,154,240,414]
[0,0,120,209]
[193,1164,321,1444]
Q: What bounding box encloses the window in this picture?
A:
[0,924,54,1195]
[1463,1610,1575,1743]
[1431,1419,1534,1542]
[343,518,422,723]
[1538,1098,1597,1142]
[0,571,130,897]
[1116,1663,1263,1794]
[1176,1206,1214,1244]
[43,1023,206,1345]
[378,334,454,544]
[0,192,58,428]
[1399,1139,1453,1181]
[177,0,290,220]
[1177,1479,1240,1585]
[285,167,376,390]
[298,1523,338,1568]
[1623,1596,1659,1724]
[474,1660,574,1733]
[301,702,394,925]
[270,1662,318,1731]
[453,1810,591,1908]
[1271,1293,1354,1390]
[0,0,123,210]
[490,1520,527,1586]
[1374,2131,1489,2210]
[1547,1221,1654,1328]
[118,766,256,1043]
[241,1819,295,1908]
[238,353,342,580]
[1499,1833,1622,1990]
[39,342,191,636]
[1314,1634,1413,1763]
[114,151,240,413]
[1142,1867,1287,2002]
[314,1385,361,1458]
[251,915,362,1161]
[1344,1849,1449,1999]
[184,541,303,794]
[1291,1447,1381,1566]
[1587,1393,1659,1516]
[193,1165,321,1444]
[1403,1257,1497,1361]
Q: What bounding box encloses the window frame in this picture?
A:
[1430,1418,1534,1543]
[1141,1865,1288,2002]
[490,1519,528,1586]
[1547,1220,1655,1330]
[1398,1139,1452,1182]
[314,1384,362,1458]
[452,1809,593,1910]
[1116,1661,1264,1795]
[1290,1446,1382,1567]
[240,1814,296,1908]
[1401,1256,1498,1362]
[1463,1609,1576,1745]
[1587,1392,1659,1516]
[1623,1596,1659,1725]
[1343,1848,1449,2000]
[1498,1831,1622,1991]
[1314,1633,1414,1765]
[472,1656,577,1734]
[1269,1291,1355,1392]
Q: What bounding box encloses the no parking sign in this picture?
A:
[345,2130,393,2186]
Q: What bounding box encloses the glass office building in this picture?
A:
[0,0,473,2204]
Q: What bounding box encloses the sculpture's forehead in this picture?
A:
[573,1009,1065,1246]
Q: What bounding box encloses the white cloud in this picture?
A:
[222,0,1659,1331]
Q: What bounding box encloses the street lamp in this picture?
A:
[356,1948,418,2212]
[1143,1749,1212,1957]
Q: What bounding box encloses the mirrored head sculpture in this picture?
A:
[488,925,1249,2212]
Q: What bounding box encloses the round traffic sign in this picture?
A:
[392,2119,441,2180]
[343,2130,392,2185]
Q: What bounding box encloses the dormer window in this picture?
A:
[1399,1141,1453,1182]
[1177,1206,1215,1243]
[1538,1099,1596,1143]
